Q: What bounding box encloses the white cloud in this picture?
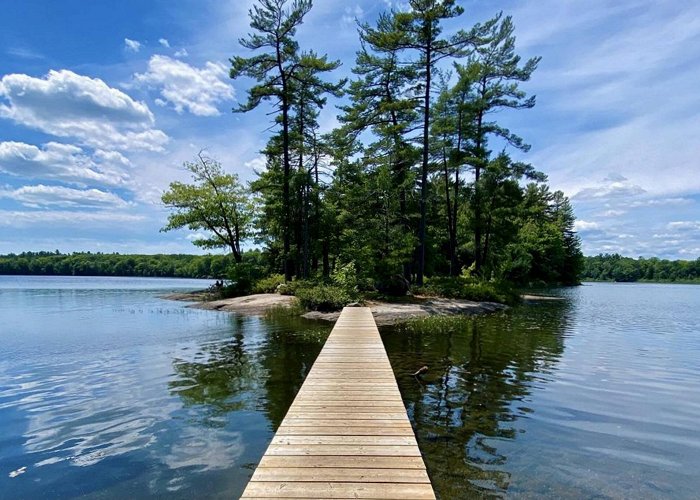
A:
[629,197,693,208]
[244,155,266,173]
[158,38,170,48]
[572,175,646,201]
[0,70,168,151]
[185,232,207,241]
[574,220,600,232]
[599,209,626,217]
[0,210,144,227]
[0,141,131,187]
[667,221,700,231]
[124,38,142,52]
[0,184,131,209]
[174,48,188,58]
[342,5,364,25]
[134,55,234,116]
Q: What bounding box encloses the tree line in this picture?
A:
[0,251,245,278]
[163,0,583,290]
[582,254,700,283]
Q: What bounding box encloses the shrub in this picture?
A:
[295,285,356,312]
[277,279,313,296]
[331,262,358,291]
[224,261,265,297]
[414,276,519,305]
[252,274,285,294]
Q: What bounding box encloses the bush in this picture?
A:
[224,261,265,297]
[252,274,285,294]
[414,276,519,305]
[295,285,356,312]
[277,279,313,296]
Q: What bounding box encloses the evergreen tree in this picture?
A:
[460,13,541,274]
[390,0,482,285]
[230,0,342,280]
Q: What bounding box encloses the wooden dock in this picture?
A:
[241,306,435,499]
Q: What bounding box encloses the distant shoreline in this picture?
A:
[581,279,700,285]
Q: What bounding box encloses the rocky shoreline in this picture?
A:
[163,291,510,325]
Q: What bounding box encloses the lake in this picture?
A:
[1,278,698,499]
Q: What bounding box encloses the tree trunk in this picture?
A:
[280,75,293,281]
[417,43,432,286]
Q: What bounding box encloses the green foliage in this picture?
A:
[252,274,285,293]
[0,251,243,278]
[21,1,584,295]
[582,254,700,283]
[330,262,359,291]
[224,257,269,297]
[414,276,520,304]
[295,285,356,312]
[275,279,313,296]
[231,0,345,281]
[161,153,253,262]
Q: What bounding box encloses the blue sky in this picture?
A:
[0,0,698,259]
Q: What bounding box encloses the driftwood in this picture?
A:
[413,365,429,377]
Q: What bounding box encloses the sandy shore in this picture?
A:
[163,291,508,325]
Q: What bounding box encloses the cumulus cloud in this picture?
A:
[0,141,131,187]
[174,48,188,58]
[158,38,170,48]
[185,232,207,241]
[574,220,601,232]
[134,55,234,116]
[0,70,168,151]
[667,221,700,231]
[0,210,144,227]
[598,209,627,217]
[124,38,141,52]
[244,155,266,173]
[0,185,131,209]
[572,174,646,201]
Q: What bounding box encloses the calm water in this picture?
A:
[0,276,331,499]
[1,278,699,499]
[384,283,700,499]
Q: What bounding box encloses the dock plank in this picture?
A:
[241,307,435,499]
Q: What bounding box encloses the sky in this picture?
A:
[0,0,698,259]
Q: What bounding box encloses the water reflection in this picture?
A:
[383,302,571,498]
[0,280,331,500]
[168,314,328,430]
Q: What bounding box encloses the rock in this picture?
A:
[302,311,341,322]
[188,293,296,315]
[346,302,362,307]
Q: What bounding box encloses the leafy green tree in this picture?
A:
[161,153,253,262]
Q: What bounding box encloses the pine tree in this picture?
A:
[230,0,343,280]
[460,12,541,274]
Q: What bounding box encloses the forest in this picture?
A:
[159,0,584,302]
[582,254,700,283]
[0,251,237,278]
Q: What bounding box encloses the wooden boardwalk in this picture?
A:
[241,306,435,499]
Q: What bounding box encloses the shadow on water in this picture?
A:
[382,300,573,499]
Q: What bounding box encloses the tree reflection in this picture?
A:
[384,301,571,498]
[168,314,329,429]
[169,315,262,419]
